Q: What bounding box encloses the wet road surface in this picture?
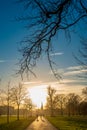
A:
[25,116,58,130]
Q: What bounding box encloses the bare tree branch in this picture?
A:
[16,0,87,80]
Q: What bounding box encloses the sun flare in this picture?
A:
[28,85,47,108]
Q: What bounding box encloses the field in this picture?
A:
[0,116,35,130]
[47,116,87,130]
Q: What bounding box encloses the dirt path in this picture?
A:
[25,116,58,130]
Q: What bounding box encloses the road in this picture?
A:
[25,116,58,130]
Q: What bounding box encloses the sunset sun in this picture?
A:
[28,85,47,108]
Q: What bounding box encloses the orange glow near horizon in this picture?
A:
[28,85,47,108]
[26,80,84,109]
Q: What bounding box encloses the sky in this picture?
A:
[0,0,25,82]
[0,0,87,106]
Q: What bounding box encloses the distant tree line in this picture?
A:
[0,82,33,123]
[0,82,87,123]
[46,86,87,116]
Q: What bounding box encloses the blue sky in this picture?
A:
[0,0,86,94]
[0,0,25,82]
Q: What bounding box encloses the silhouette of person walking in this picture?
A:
[36,114,39,121]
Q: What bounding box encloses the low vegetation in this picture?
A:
[47,116,87,130]
[0,116,35,130]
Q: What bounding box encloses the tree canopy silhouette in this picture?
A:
[17,0,87,79]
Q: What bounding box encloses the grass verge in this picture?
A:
[0,116,35,130]
[46,116,87,130]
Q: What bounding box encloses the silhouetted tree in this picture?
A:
[0,82,11,123]
[0,89,4,106]
[46,86,57,116]
[79,101,87,115]
[16,0,87,79]
[10,83,27,120]
[23,98,33,117]
[57,94,66,115]
[6,81,10,123]
[82,87,87,101]
[66,93,80,116]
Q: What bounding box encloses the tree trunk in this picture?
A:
[17,104,20,120]
[7,103,9,123]
[61,103,63,115]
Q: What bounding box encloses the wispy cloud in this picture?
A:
[21,79,86,95]
[22,81,43,85]
[0,59,17,63]
[67,66,81,71]
[0,60,6,63]
[61,65,87,88]
[64,70,81,76]
[50,52,64,56]
[63,65,86,76]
